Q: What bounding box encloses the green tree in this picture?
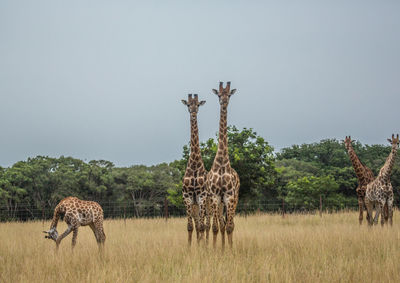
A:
[285,175,353,210]
[172,126,277,205]
[277,139,349,168]
[114,163,181,216]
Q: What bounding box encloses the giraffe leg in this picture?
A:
[56,225,73,250]
[211,195,220,249]
[358,197,364,225]
[95,221,106,251]
[365,200,374,226]
[184,199,195,246]
[218,203,226,251]
[188,214,194,246]
[197,194,208,243]
[364,200,371,224]
[205,196,211,245]
[388,194,394,226]
[91,220,106,245]
[225,194,237,249]
[374,203,382,226]
[380,202,386,227]
[381,199,389,227]
[192,204,201,244]
[89,223,97,238]
[71,227,79,248]
[384,203,389,223]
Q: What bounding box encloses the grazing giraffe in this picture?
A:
[206,81,240,250]
[43,197,106,249]
[344,136,375,224]
[365,134,399,226]
[181,94,210,245]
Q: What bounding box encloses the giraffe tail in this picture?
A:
[192,204,200,219]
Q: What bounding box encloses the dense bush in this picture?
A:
[0,127,399,220]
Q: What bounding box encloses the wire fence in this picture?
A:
[1,199,400,222]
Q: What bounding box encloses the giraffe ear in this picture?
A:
[230,89,237,95]
[388,139,392,143]
[181,100,188,106]
[212,89,218,95]
[199,100,206,106]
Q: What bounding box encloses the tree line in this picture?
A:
[0,126,399,220]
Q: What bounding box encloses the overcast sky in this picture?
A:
[0,1,399,167]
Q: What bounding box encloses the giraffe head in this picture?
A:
[387,134,400,149]
[43,227,58,242]
[344,136,353,151]
[212,81,236,107]
[182,94,206,119]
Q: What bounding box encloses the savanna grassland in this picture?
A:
[1,212,400,283]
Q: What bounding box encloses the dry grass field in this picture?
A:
[1,212,400,283]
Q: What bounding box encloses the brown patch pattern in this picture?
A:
[181,94,211,246]
[365,134,399,226]
[344,136,384,224]
[47,196,106,249]
[206,82,240,250]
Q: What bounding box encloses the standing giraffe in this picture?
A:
[206,81,240,249]
[344,136,375,224]
[43,197,106,250]
[181,94,210,245]
[365,134,399,226]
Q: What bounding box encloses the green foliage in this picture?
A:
[277,138,400,205]
[172,126,278,204]
[113,163,181,216]
[285,175,354,209]
[277,139,350,168]
[0,129,399,220]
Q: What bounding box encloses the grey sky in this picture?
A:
[0,0,399,167]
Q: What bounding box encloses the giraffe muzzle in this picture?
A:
[43,229,58,241]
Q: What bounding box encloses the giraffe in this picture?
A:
[206,81,240,250]
[181,94,210,245]
[344,136,375,225]
[43,196,106,249]
[365,134,399,226]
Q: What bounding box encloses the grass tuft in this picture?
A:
[1,212,400,282]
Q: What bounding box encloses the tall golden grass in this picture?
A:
[1,212,400,282]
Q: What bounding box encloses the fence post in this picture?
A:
[164,197,168,222]
[319,195,322,217]
[282,199,285,218]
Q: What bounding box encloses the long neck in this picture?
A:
[187,114,203,167]
[50,206,61,229]
[347,145,373,185]
[214,105,230,167]
[379,146,398,181]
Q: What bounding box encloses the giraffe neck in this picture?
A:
[50,205,62,229]
[50,217,58,229]
[187,113,203,167]
[347,145,372,185]
[378,146,398,182]
[213,105,230,169]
